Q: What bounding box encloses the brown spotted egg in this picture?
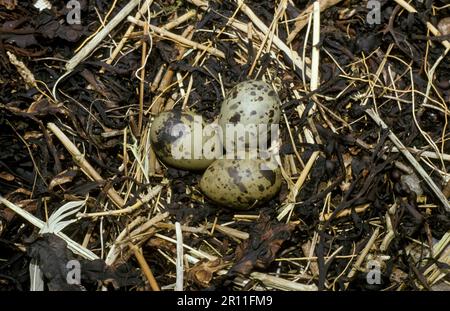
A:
[150,111,218,170]
[438,17,450,35]
[218,80,281,148]
[199,156,282,209]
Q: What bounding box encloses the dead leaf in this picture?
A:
[27,99,66,116]
[49,168,78,191]
[228,213,294,276]
[0,172,15,181]
[0,0,17,10]
[24,131,43,140]
[0,198,37,223]
[187,259,228,287]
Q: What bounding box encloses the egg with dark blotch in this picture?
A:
[218,80,281,147]
[150,111,218,170]
[199,157,282,209]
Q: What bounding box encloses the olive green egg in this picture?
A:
[218,80,281,149]
[150,111,219,170]
[199,157,282,210]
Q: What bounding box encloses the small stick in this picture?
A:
[101,0,154,72]
[248,0,287,77]
[380,203,398,251]
[105,216,147,265]
[249,272,318,291]
[128,16,225,58]
[175,222,184,291]
[162,10,196,30]
[393,0,450,49]
[227,0,310,77]
[150,64,166,92]
[211,224,249,240]
[286,0,343,44]
[393,0,417,13]
[77,185,162,218]
[277,2,321,221]
[47,123,125,208]
[320,203,370,221]
[389,146,450,162]
[366,109,450,212]
[181,74,194,110]
[347,227,380,280]
[66,0,140,72]
[138,22,148,134]
[310,0,321,93]
[130,244,161,291]
[150,26,194,113]
[154,233,217,261]
[129,211,170,239]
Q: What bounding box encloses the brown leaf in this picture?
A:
[0,199,37,223]
[27,98,66,116]
[24,131,43,140]
[187,259,228,287]
[0,0,17,10]
[0,172,15,181]
[48,168,78,191]
[228,213,295,276]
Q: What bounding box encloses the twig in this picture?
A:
[53,0,140,100]
[175,222,184,291]
[67,0,140,72]
[320,203,370,221]
[286,0,343,44]
[389,146,450,162]
[366,109,450,212]
[128,211,170,240]
[138,22,149,134]
[130,243,161,291]
[277,1,321,221]
[249,272,318,291]
[394,0,450,49]
[347,227,380,280]
[105,216,146,265]
[47,123,125,208]
[128,16,225,58]
[380,203,398,252]
[101,0,154,72]
[150,26,195,113]
[77,185,162,218]
[232,0,310,77]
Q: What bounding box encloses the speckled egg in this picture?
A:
[150,111,218,170]
[199,157,282,209]
[218,80,281,149]
[438,17,450,35]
